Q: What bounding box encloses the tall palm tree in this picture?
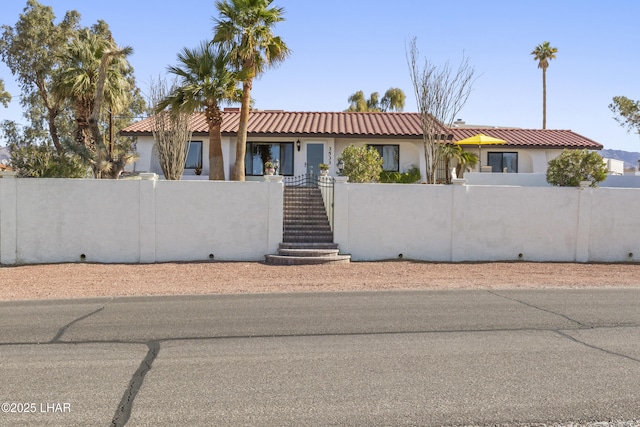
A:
[531,41,558,129]
[213,0,290,181]
[158,42,241,180]
[53,27,134,177]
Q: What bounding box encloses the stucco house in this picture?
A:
[120,110,603,180]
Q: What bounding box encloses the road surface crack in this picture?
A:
[50,300,113,343]
[486,290,588,327]
[111,340,160,427]
[554,330,640,364]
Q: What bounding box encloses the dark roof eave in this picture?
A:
[120,131,152,137]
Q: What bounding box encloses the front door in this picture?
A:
[306,143,324,175]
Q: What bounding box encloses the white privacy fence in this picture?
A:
[0,173,283,264]
[465,172,640,188]
[332,180,640,263]
[1,172,639,264]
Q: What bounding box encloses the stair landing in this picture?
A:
[265,243,351,265]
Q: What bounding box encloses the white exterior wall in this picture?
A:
[153,179,278,262]
[131,135,575,184]
[463,172,640,188]
[332,180,640,263]
[334,138,422,175]
[605,158,624,175]
[461,148,563,174]
[0,174,282,264]
[2,174,640,264]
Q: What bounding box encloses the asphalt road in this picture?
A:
[1,289,639,426]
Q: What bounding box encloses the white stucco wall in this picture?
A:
[332,180,640,263]
[334,138,422,174]
[131,135,573,184]
[3,173,639,265]
[12,178,142,264]
[464,172,640,188]
[460,148,564,174]
[153,180,278,261]
[0,174,282,264]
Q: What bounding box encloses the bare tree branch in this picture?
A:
[148,76,192,180]
[407,37,477,184]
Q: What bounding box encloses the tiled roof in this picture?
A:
[121,111,603,149]
[451,128,603,149]
[121,111,437,138]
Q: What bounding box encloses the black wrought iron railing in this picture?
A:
[283,174,335,232]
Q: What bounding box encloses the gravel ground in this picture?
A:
[2,261,640,301]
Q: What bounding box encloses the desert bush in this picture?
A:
[338,144,383,183]
[546,149,607,187]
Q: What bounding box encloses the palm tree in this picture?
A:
[531,41,558,129]
[158,42,241,180]
[439,143,462,184]
[455,151,478,179]
[213,0,290,181]
[53,27,134,177]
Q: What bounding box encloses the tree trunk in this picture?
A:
[36,78,64,155]
[47,108,64,155]
[232,80,252,181]
[208,107,225,180]
[89,51,112,148]
[542,68,547,129]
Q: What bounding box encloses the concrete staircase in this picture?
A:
[265,186,350,265]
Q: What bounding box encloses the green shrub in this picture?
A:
[10,144,89,178]
[379,166,421,183]
[338,144,383,183]
[546,149,607,187]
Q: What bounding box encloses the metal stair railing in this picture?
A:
[283,174,335,232]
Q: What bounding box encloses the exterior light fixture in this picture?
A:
[337,159,344,175]
[296,140,301,151]
[273,158,280,174]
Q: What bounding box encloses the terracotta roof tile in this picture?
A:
[450,128,603,149]
[121,111,602,149]
[122,111,427,138]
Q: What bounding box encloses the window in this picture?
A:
[369,144,399,171]
[487,152,518,173]
[185,141,203,169]
[245,142,294,176]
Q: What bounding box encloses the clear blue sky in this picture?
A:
[1,0,639,150]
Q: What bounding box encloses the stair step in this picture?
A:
[284,230,332,236]
[278,248,340,257]
[282,237,335,243]
[266,183,348,263]
[284,224,331,230]
[264,254,351,265]
[284,223,330,228]
[279,242,339,250]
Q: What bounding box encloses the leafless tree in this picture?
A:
[407,37,477,184]
[148,76,192,180]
